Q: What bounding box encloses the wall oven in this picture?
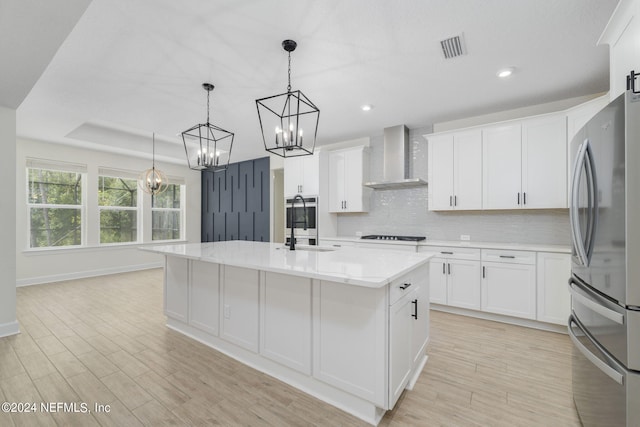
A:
[285,196,318,245]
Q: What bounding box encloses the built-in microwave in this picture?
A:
[285,196,318,244]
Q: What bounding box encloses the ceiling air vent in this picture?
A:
[440,34,467,59]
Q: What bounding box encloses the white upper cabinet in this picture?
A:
[284,153,319,196]
[598,0,640,98]
[482,123,522,209]
[521,115,567,209]
[328,146,370,213]
[428,129,482,211]
[483,114,567,209]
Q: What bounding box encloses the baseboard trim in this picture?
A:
[431,304,568,334]
[16,262,163,287]
[0,320,20,338]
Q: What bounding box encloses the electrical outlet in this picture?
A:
[460,234,471,241]
[224,304,230,319]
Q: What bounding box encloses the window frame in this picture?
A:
[97,174,142,246]
[151,183,185,242]
[26,165,86,250]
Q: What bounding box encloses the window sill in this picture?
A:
[22,240,189,256]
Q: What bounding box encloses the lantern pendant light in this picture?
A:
[256,39,320,158]
[139,133,169,195]
[182,83,234,172]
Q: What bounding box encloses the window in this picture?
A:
[152,183,183,241]
[27,161,85,248]
[98,174,139,244]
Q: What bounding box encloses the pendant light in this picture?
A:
[139,132,168,195]
[256,39,320,158]
[182,83,234,172]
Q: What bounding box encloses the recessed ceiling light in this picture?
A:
[497,67,515,78]
[361,104,373,111]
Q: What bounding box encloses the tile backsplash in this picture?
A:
[336,127,571,245]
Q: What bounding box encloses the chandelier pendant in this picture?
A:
[182,83,234,172]
[256,39,320,158]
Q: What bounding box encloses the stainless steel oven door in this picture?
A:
[569,314,639,427]
[285,197,318,231]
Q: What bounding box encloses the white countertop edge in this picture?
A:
[140,245,433,288]
[319,237,571,253]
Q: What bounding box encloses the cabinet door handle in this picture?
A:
[454,195,457,206]
[449,195,453,207]
[499,255,515,259]
[447,263,451,275]
[345,200,347,209]
[523,192,527,205]
[517,192,520,205]
[412,299,418,319]
[482,266,486,278]
[399,283,412,290]
[442,262,446,274]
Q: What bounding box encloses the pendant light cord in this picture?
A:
[287,51,292,93]
[152,133,156,170]
[206,89,210,124]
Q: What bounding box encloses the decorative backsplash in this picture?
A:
[336,127,571,245]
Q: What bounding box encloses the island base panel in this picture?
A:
[166,317,386,425]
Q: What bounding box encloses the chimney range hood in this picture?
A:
[364,125,428,189]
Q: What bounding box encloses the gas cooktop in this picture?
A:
[360,235,426,242]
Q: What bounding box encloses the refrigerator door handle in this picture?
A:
[568,279,625,325]
[584,139,599,262]
[568,315,624,385]
[570,140,590,266]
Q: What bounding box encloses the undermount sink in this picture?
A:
[279,245,337,252]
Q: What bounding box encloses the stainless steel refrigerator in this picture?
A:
[568,76,640,427]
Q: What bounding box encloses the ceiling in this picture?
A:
[12,0,619,165]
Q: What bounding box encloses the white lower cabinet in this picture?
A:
[165,256,189,322]
[481,250,536,320]
[260,272,312,375]
[189,261,219,335]
[412,278,429,366]
[536,252,571,324]
[221,266,260,352]
[389,287,416,407]
[425,247,481,309]
[313,280,387,407]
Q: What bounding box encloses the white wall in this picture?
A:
[16,137,201,285]
[0,106,18,336]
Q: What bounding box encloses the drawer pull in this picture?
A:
[499,255,515,259]
[399,283,412,290]
[440,251,453,255]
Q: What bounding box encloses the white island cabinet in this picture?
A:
[143,241,432,426]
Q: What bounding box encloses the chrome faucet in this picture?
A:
[289,194,307,250]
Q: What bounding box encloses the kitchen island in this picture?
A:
[143,241,433,425]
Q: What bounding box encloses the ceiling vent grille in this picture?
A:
[440,34,467,59]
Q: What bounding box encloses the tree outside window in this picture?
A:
[98,176,139,244]
[28,168,83,248]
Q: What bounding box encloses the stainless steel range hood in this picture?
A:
[364,125,428,189]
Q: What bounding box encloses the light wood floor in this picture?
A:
[0,269,580,426]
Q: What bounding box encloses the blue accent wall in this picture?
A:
[201,157,270,242]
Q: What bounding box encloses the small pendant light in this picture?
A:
[139,132,168,195]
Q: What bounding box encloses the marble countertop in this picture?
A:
[319,236,571,253]
[141,241,433,288]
